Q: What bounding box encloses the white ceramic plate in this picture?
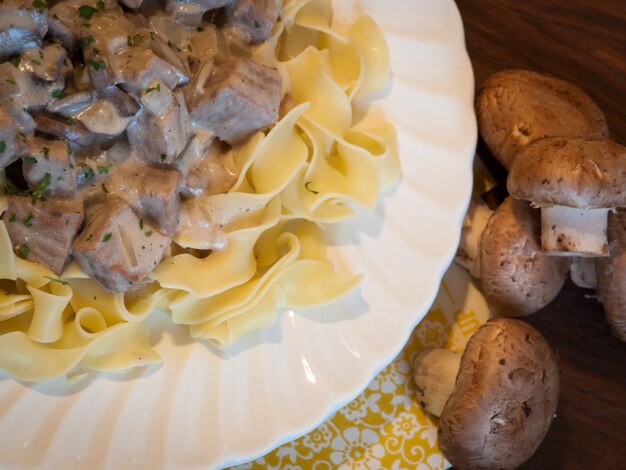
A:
[0,1,476,468]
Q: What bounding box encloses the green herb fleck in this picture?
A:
[97,164,112,174]
[42,147,50,158]
[51,89,63,99]
[0,141,5,153]
[145,83,160,94]
[139,217,144,230]
[93,47,100,54]
[33,0,46,9]
[66,117,73,125]
[187,44,192,52]
[96,0,104,9]
[102,232,112,242]
[6,79,17,85]
[17,245,30,258]
[304,181,319,194]
[25,156,38,164]
[57,176,63,181]
[8,214,16,222]
[160,154,166,162]
[254,20,261,28]
[145,230,153,237]
[23,212,34,227]
[44,275,69,285]
[87,58,106,70]
[83,35,95,45]
[9,56,20,68]
[69,162,75,169]
[196,26,204,32]
[31,173,51,197]
[67,142,72,155]
[78,5,97,19]
[30,59,42,66]
[82,167,95,179]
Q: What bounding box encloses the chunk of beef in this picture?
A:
[188,57,281,144]
[33,114,94,146]
[72,197,171,293]
[225,0,278,44]
[105,161,182,236]
[22,136,77,197]
[0,106,27,169]
[112,48,183,97]
[0,0,48,60]
[126,89,189,164]
[1,195,83,274]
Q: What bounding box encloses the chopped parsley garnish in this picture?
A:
[42,147,50,158]
[31,173,51,197]
[160,154,167,162]
[23,212,34,227]
[139,217,144,230]
[9,56,20,68]
[87,58,106,70]
[93,47,100,54]
[197,26,204,32]
[25,156,38,164]
[167,40,181,52]
[96,0,104,9]
[97,164,112,174]
[51,89,63,99]
[102,232,112,242]
[69,162,75,169]
[145,230,153,237]
[67,142,72,155]
[304,181,319,194]
[127,34,143,47]
[30,59,42,66]
[145,83,160,94]
[8,214,16,222]
[66,117,73,125]
[6,79,17,85]
[254,20,261,28]
[0,141,5,153]
[18,245,30,258]
[187,44,192,52]
[44,275,69,285]
[78,5,97,19]
[82,167,95,179]
[83,35,95,45]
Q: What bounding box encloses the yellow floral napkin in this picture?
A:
[232,262,490,469]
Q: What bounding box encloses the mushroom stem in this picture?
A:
[570,256,598,289]
[455,198,493,278]
[541,205,610,256]
[413,348,461,417]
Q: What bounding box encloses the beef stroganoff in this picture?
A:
[0,0,399,381]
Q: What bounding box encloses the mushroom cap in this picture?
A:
[596,209,626,341]
[508,138,626,209]
[476,69,608,169]
[480,197,569,316]
[438,318,560,470]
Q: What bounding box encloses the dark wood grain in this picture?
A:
[455,1,626,468]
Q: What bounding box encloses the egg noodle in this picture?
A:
[0,0,400,381]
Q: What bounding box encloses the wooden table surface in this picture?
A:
[455,1,626,468]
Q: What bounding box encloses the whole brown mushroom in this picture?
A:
[413,318,560,470]
[508,138,626,257]
[480,196,569,317]
[476,69,608,169]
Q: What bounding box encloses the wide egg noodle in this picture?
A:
[26,282,73,343]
